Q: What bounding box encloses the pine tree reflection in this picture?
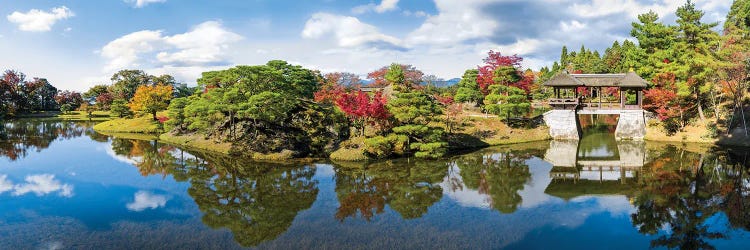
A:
[333,160,447,221]
[454,149,534,213]
[120,142,319,247]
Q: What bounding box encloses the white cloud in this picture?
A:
[302,13,403,49]
[125,0,167,8]
[101,30,165,71]
[0,175,13,194]
[157,21,243,66]
[352,0,401,14]
[100,21,242,73]
[406,0,497,46]
[11,174,73,197]
[560,20,586,32]
[6,6,74,32]
[126,191,168,211]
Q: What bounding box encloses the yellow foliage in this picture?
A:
[128,85,173,119]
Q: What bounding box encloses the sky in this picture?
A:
[0,0,734,91]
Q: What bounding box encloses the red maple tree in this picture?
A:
[335,91,390,136]
[643,72,680,121]
[476,51,532,94]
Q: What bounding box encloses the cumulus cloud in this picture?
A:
[2,174,74,197]
[101,30,165,71]
[100,21,242,73]
[302,13,405,50]
[406,0,497,46]
[6,6,74,32]
[125,0,167,8]
[352,0,400,14]
[126,191,168,211]
[157,21,243,66]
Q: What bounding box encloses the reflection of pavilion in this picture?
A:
[544,139,648,185]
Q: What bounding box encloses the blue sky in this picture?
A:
[0,0,733,91]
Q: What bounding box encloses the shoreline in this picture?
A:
[71,116,750,162]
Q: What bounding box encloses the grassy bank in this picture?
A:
[93,116,163,134]
[645,120,750,147]
[329,116,551,162]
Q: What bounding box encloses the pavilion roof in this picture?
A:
[544,72,648,88]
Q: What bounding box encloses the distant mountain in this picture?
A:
[429,78,460,88]
[358,77,461,88]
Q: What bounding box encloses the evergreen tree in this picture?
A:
[666,0,722,120]
[365,63,447,159]
[454,69,483,104]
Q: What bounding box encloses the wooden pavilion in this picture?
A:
[544,71,648,111]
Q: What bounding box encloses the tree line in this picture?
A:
[537,0,750,135]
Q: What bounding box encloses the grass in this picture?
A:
[93,115,164,134]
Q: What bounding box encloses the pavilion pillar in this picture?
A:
[637,89,643,107]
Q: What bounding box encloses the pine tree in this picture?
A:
[454,69,483,104]
[666,0,721,120]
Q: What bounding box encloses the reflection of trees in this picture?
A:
[455,150,532,213]
[631,146,734,249]
[0,120,89,161]
[333,160,446,221]
[110,138,180,177]
[124,145,319,247]
[189,159,318,247]
[721,149,750,232]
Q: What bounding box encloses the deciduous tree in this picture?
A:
[128,85,173,120]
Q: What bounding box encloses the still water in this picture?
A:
[1,118,750,249]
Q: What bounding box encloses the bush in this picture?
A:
[364,135,394,158]
[662,118,681,136]
[411,142,448,159]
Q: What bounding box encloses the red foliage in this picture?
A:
[604,87,619,97]
[95,92,114,108]
[434,95,454,106]
[476,51,531,94]
[334,91,391,134]
[314,73,347,104]
[54,90,83,108]
[577,87,590,96]
[157,116,170,124]
[643,72,680,120]
[366,64,424,87]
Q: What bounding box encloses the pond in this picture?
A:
[2,119,750,249]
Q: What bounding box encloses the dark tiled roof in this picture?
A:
[544,72,648,88]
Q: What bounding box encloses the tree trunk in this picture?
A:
[696,88,705,120]
[152,111,157,121]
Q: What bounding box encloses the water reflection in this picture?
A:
[3,120,750,249]
[0,120,93,161]
[333,160,446,221]
[114,138,320,247]
[449,146,542,213]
